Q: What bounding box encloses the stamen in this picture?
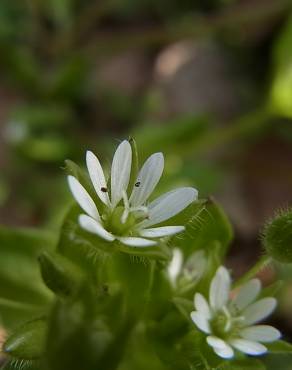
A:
[101,187,108,193]
[121,190,130,224]
[121,208,129,224]
[135,181,141,187]
[222,306,232,332]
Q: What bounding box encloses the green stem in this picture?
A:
[145,260,156,306]
[233,255,272,288]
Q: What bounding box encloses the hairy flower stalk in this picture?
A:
[68,140,198,247]
[191,266,281,359]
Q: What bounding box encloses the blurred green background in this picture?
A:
[1,0,292,354]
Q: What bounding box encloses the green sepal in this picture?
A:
[173,197,233,258]
[64,159,99,203]
[1,360,41,370]
[116,241,171,261]
[38,251,85,298]
[3,318,47,360]
[58,205,171,266]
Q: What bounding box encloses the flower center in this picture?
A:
[105,206,136,236]
[211,308,245,339]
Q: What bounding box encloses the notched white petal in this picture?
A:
[117,236,156,247]
[207,336,234,359]
[130,152,164,206]
[240,325,281,343]
[79,214,114,241]
[86,150,110,206]
[194,293,211,319]
[139,226,184,238]
[111,140,132,207]
[139,187,198,228]
[232,279,261,311]
[68,176,100,220]
[242,297,277,326]
[209,266,231,311]
[190,311,211,334]
[229,338,267,356]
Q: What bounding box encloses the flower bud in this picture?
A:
[262,208,292,263]
[38,251,85,298]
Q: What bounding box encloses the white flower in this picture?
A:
[68,140,198,248]
[168,248,207,287]
[190,266,281,359]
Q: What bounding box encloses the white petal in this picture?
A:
[229,338,267,356]
[190,311,211,334]
[78,214,114,241]
[206,336,234,359]
[117,236,156,247]
[68,176,100,220]
[139,187,198,228]
[209,266,231,311]
[232,279,261,311]
[168,248,183,285]
[242,298,277,326]
[129,152,164,206]
[111,140,132,207]
[194,293,211,319]
[139,226,185,238]
[183,250,207,281]
[240,325,281,343]
[86,151,110,206]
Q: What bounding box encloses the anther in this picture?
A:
[101,187,108,192]
[135,181,141,187]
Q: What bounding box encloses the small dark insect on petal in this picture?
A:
[135,181,141,187]
[101,187,108,192]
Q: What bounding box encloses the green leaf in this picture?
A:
[218,358,266,370]
[4,318,47,360]
[0,226,55,328]
[266,340,292,354]
[264,354,292,370]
